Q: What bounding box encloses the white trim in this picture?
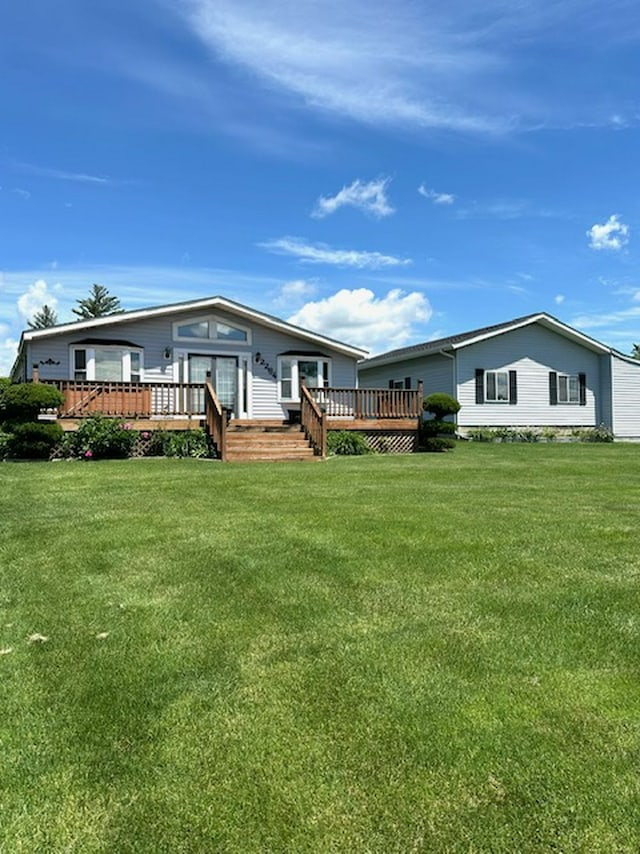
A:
[172,313,252,346]
[454,314,610,355]
[70,344,144,382]
[485,369,510,403]
[21,295,367,358]
[277,355,332,403]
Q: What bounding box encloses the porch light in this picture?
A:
[163,347,172,360]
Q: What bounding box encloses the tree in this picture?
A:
[632,343,640,360]
[72,284,122,319]
[28,304,59,329]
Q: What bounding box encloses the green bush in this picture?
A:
[421,419,456,438]
[423,392,460,420]
[72,414,138,460]
[327,430,371,456]
[466,427,496,442]
[575,424,614,443]
[6,422,64,460]
[422,436,456,453]
[163,430,211,458]
[517,428,541,443]
[0,428,11,460]
[1,383,64,423]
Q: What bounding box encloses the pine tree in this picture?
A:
[72,284,123,319]
[632,343,640,360]
[28,304,59,329]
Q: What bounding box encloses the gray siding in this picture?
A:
[26,307,358,420]
[457,325,601,427]
[611,354,640,437]
[358,352,454,396]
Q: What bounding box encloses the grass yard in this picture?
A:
[1,443,639,852]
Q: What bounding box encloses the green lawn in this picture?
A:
[1,444,639,852]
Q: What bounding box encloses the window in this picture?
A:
[549,371,586,406]
[388,378,411,390]
[475,369,517,405]
[558,374,579,404]
[71,347,143,382]
[173,316,250,344]
[277,356,331,401]
[486,370,510,402]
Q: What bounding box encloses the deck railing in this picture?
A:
[204,378,227,461]
[44,379,207,418]
[301,385,327,457]
[309,383,424,419]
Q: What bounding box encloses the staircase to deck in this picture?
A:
[224,420,318,462]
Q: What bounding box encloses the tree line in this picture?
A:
[28,284,122,329]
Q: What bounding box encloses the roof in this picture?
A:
[16,294,368,361]
[358,312,612,370]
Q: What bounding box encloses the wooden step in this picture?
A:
[222,420,316,461]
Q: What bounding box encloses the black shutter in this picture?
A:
[509,370,517,405]
[578,373,587,406]
[404,377,412,390]
[549,372,558,406]
[388,380,394,390]
[475,369,484,404]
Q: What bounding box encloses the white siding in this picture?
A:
[457,325,602,427]
[26,307,358,420]
[611,354,640,437]
[358,353,454,396]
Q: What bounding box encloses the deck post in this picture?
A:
[32,365,40,383]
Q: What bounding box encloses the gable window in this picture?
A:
[549,372,586,405]
[475,369,517,405]
[173,316,250,344]
[71,346,143,382]
[277,356,330,401]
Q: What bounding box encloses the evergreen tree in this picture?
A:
[28,304,59,329]
[632,343,640,360]
[72,284,123,319]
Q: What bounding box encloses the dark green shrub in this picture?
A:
[0,428,11,460]
[73,414,138,459]
[421,419,456,438]
[1,383,64,423]
[6,422,64,460]
[422,437,456,453]
[423,392,460,420]
[327,430,371,456]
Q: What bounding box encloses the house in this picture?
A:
[11,295,367,422]
[11,295,425,459]
[357,312,640,438]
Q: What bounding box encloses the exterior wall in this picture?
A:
[456,325,602,428]
[358,352,454,396]
[25,307,358,420]
[611,354,640,437]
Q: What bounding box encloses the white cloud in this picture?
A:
[12,188,31,201]
[16,280,59,322]
[17,162,111,184]
[312,177,394,219]
[260,237,411,269]
[273,279,317,307]
[587,215,630,251]
[418,184,455,205]
[555,294,565,304]
[572,306,640,329]
[0,336,19,376]
[288,287,431,352]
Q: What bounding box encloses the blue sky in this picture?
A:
[2,0,640,372]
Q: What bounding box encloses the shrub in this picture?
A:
[575,424,614,443]
[422,436,456,453]
[423,392,461,420]
[163,430,211,458]
[6,422,64,460]
[327,430,371,456]
[0,428,11,460]
[517,428,541,443]
[466,427,496,442]
[421,419,456,438]
[1,383,64,423]
[72,414,138,459]
[541,427,558,441]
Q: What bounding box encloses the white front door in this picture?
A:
[187,354,241,416]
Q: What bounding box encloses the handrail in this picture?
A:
[309,384,424,419]
[204,379,226,461]
[300,384,326,458]
[43,379,206,418]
